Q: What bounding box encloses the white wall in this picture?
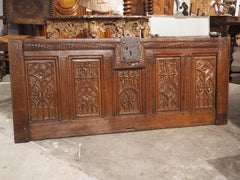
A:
[149,16,210,37]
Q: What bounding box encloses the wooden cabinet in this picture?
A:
[8,37,230,143]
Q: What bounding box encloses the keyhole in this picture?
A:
[130,51,132,56]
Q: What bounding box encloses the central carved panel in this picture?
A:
[156,57,181,111]
[72,59,101,117]
[118,69,142,115]
[25,60,58,122]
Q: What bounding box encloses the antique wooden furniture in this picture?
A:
[54,0,86,17]
[9,37,230,143]
[45,16,150,39]
[6,0,53,24]
[210,16,240,79]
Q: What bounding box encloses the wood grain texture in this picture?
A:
[153,0,173,15]
[6,0,53,24]
[8,37,230,143]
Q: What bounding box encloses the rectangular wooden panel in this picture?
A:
[115,69,144,115]
[25,58,59,122]
[70,56,102,118]
[7,0,53,24]
[155,57,181,112]
[8,37,230,143]
[192,55,216,110]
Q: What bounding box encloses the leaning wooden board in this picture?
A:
[8,37,229,143]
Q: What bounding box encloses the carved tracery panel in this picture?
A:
[72,59,101,117]
[193,56,216,109]
[117,69,143,115]
[156,57,181,111]
[25,60,58,122]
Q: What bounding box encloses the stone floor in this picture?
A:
[0,74,240,180]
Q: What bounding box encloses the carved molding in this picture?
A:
[24,40,119,51]
[142,41,220,49]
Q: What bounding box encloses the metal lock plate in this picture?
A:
[121,37,140,62]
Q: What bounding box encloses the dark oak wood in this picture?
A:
[6,0,53,24]
[8,37,230,143]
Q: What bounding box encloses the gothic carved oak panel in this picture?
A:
[192,55,216,110]
[7,0,53,24]
[155,57,181,112]
[115,69,144,115]
[70,56,102,118]
[8,37,229,143]
[25,58,59,122]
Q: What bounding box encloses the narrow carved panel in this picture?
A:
[193,56,216,109]
[25,60,58,122]
[118,69,142,115]
[72,60,101,117]
[156,57,180,111]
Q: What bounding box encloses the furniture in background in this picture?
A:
[0,38,8,81]
[210,16,240,80]
[0,0,8,81]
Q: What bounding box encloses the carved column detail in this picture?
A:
[118,69,142,115]
[193,56,216,109]
[147,0,153,15]
[72,60,101,117]
[25,60,58,122]
[123,0,133,15]
[156,57,180,111]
